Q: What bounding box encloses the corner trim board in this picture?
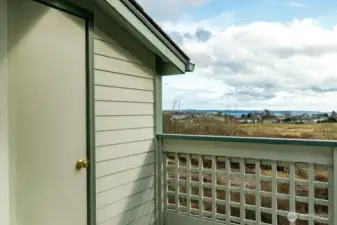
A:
[0,1,10,225]
[86,16,96,225]
[154,58,163,224]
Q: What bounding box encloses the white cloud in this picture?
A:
[162,18,337,112]
[285,2,307,8]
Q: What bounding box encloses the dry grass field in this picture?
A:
[163,113,337,140]
[163,113,331,224]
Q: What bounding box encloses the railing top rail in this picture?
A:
[157,133,337,147]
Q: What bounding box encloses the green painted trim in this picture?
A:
[155,61,163,133]
[86,18,96,225]
[104,0,187,74]
[157,134,337,147]
[154,57,163,225]
[31,1,96,225]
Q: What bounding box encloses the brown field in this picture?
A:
[163,113,337,140]
[163,113,331,224]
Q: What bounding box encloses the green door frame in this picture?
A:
[32,1,96,225]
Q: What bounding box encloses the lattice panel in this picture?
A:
[164,153,331,225]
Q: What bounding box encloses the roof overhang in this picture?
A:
[96,0,194,75]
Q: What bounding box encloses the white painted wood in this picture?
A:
[271,162,277,225]
[95,115,154,131]
[198,155,204,218]
[8,1,87,225]
[255,160,261,225]
[330,148,336,225]
[96,139,154,162]
[289,163,296,225]
[94,38,149,66]
[163,139,333,165]
[0,0,9,225]
[99,202,155,225]
[225,157,231,223]
[95,128,154,146]
[187,155,192,216]
[97,188,155,224]
[97,176,154,208]
[240,158,245,224]
[95,101,154,116]
[174,153,179,212]
[96,164,155,193]
[212,156,216,221]
[96,152,155,177]
[93,11,155,69]
[127,212,156,225]
[308,163,314,225]
[95,70,154,90]
[94,28,119,45]
[93,8,156,224]
[95,86,154,103]
[163,154,168,218]
[166,211,226,225]
[95,55,154,79]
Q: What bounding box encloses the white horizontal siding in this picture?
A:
[95,101,154,116]
[95,116,154,131]
[94,17,155,225]
[99,201,155,225]
[95,86,154,103]
[97,176,154,208]
[128,213,156,225]
[94,39,146,65]
[95,55,153,79]
[96,152,155,177]
[97,188,155,224]
[96,128,154,146]
[95,70,154,91]
[96,139,154,162]
[96,164,154,193]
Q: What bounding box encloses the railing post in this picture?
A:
[330,147,337,225]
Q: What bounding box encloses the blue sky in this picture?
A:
[187,1,337,23]
[138,0,337,111]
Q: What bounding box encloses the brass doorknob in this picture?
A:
[76,158,89,170]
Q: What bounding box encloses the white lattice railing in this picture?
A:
[158,134,337,225]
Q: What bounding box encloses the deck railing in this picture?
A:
[157,134,337,225]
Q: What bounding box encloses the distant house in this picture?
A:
[171,115,188,120]
[263,118,278,123]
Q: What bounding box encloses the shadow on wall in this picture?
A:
[95,139,156,225]
[93,10,158,225]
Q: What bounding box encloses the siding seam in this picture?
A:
[96,162,154,178]
[125,211,156,225]
[96,114,154,117]
[95,138,154,147]
[94,37,120,46]
[94,53,152,69]
[96,150,154,163]
[97,200,155,225]
[94,52,151,68]
[94,69,154,80]
[94,100,154,104]
[95,84,154,92]
[96,174,155,194]
[96,127,154,132]
[97,185,155,209]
